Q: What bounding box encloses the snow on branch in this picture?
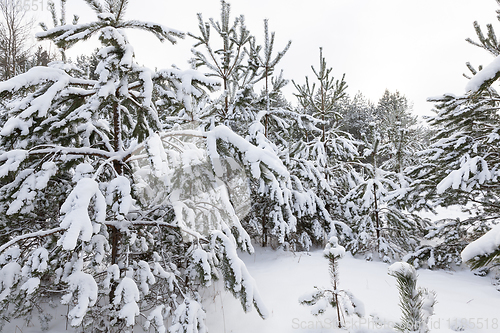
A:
[436,155,492,194]
[465,54,500,93]
[169,298,206,333]
[36,22,103,48]
[6,162,58,215]
[0,227,65,256]
[124,125,289,181]
[0,66,72,94]
[0,261,21,303]
[0,67,73,121]
[388,261,417,278]
[27,146,117,159]
[207,125,289,179]
[58,178,106,250]
[114,220,210,244]
[121,21,184,44]
[154,67,220,112]
[461,223,500,264]
[0,150,28,177]
[113,272,141,326]
[211,231,269,319]
[61,258,98,327]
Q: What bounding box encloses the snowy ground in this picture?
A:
[6,205,498,333]
[204,247,500,333]
[5,246,499,333]
[201,205,498,333]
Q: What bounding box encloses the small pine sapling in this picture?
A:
[299,237,364,328]
[388,262,436,333]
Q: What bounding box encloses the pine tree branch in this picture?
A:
[122,130,207,163]
[28,146,116,159]
[119,221,210,244]
[0,226,65,255]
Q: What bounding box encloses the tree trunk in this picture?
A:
[224,77,229,118]
[265,65,269,138]
[373,183,381,252]
[262,211,267,247]
[331,256,342,328]
[110,99,122,302]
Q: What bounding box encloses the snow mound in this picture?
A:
[461,223,500,263]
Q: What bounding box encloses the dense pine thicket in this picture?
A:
[1,0,500,332]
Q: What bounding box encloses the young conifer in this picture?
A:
[291,48,356,248]
[389,262,436,333]
[299,237,364,328]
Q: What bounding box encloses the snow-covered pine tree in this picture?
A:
[189,2,273,246]
[243,69,347,250]
[403,217,482,269]
[188,3,332,250]
[293,47,348,143]
[408,4,500,270]
[247,18,291,137]
[343,122,426,262]
[337,92,377,142]
[376,90,424,174]
[0,1,291,331]
[299,236,364,327]
[290,48,356,248]
[189,0,256,125]
[244,24,349,250]
[234,18,296,248]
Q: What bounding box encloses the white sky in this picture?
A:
[35,0,500,118]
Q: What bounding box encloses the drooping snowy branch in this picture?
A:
[58,177,106,250]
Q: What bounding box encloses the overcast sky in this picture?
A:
[38,0,500,118]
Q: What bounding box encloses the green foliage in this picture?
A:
[466,247,500,270]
